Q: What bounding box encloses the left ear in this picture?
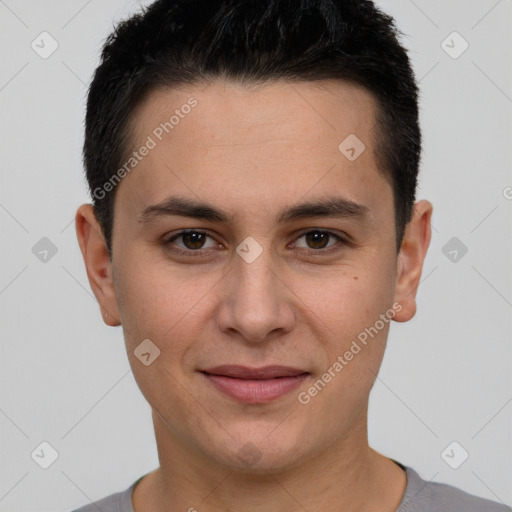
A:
[392,199,433,322]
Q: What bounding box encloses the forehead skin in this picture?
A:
[112,79,396,256]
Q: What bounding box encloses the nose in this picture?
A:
[215,246,296,343]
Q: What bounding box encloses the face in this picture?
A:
[77,78,431,473]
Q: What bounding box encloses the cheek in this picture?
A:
[114,255,219,354]
[298,270,394,420]
[114,260,214,407]
[293,261,395,338]
[289,257,397,398]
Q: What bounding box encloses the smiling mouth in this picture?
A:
[200,365,310,403]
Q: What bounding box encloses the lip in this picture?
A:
[203,365,307,379]
[201,365,310,404]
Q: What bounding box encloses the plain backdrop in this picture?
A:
[0,0,511,510]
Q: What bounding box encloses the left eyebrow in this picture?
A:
[275,197,370,223]
[137,194,370,224]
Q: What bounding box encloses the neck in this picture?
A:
[133,410,406,512]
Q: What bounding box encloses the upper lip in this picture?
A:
[201,365,309,379]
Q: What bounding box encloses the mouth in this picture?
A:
[200,365,310,404]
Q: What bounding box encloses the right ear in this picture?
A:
[75,203,120,326]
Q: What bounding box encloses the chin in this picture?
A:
[206,428,312,474]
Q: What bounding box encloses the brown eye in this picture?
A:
[180,231,207,249]
[165,230,217,252]
[305,231,329,249]
[294,230,342,250]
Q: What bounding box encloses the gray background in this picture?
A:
[0,0,511,510]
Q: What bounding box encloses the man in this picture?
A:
[72,0,511,511]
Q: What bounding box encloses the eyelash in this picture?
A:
[162,229,347,257]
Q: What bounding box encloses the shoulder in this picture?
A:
[399,465,511,512]
[69,477,141,512]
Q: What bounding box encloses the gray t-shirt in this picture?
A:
[71,461,511,512]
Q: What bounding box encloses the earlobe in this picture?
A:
[75,204,121,326]
[392,200,433,323]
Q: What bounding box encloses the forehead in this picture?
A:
[116,78,391,224]
[130,78,378,153]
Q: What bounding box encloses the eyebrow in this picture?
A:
[138,195,370,224]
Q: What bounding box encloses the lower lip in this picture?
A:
[202,372,309,404]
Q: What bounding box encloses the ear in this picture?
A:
[392,200,433,322]
[75,203,120,326]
